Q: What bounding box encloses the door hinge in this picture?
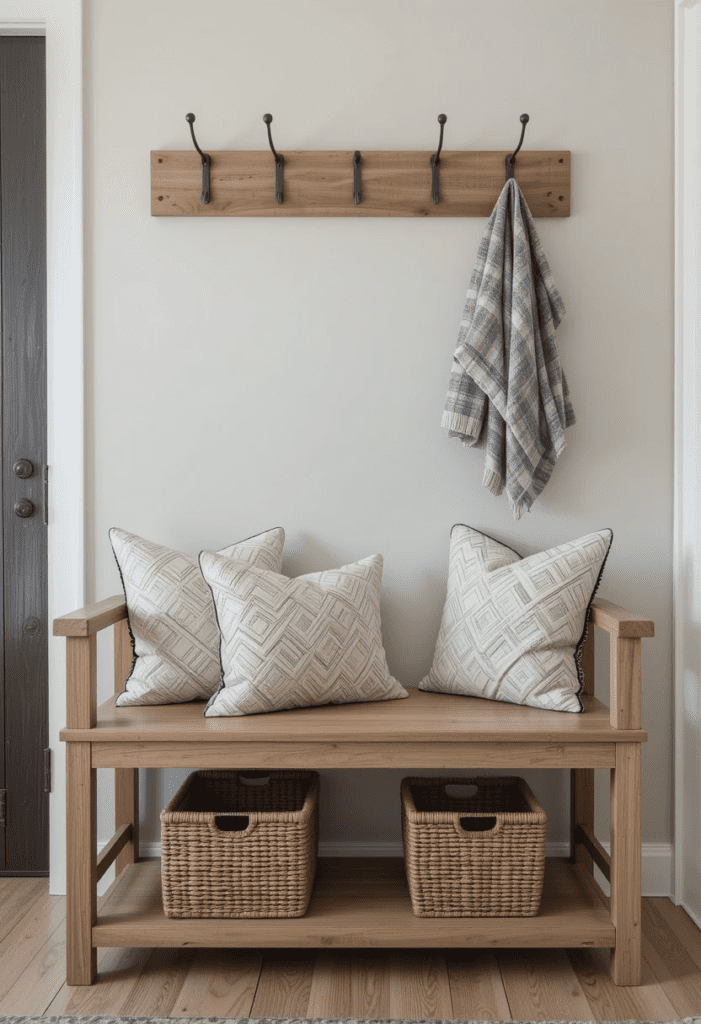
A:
[0,790,5,826]
[44,748,51,794]
[43,464,49,526]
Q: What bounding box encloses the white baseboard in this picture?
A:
[590,841,673,898]
[634,842,674,897]
[130,839,673,898]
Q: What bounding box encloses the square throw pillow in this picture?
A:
[111,527,284,706]
[420,525,613,713]
[200,551,408,716]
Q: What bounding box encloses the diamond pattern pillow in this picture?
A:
[111,527,285,706]
[200,551,408,717]
[420,525,613,712]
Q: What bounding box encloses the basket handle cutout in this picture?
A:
[459,815,497,833]
[214,815,250,832]
[238,773,270,786]
[445,783,478,799]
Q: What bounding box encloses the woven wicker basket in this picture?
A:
[401,776,547,918]
[161,769,319,919]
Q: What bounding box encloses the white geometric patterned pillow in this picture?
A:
[420,525,613,713]
[200,551,408,717]
[111,527,284,706]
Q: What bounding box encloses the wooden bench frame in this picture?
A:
[55,595,653,987]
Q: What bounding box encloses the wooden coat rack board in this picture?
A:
[151,150,571,218]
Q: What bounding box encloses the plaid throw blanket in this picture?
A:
[442,178,575,518]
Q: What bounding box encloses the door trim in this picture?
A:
[2,0,85,894]
[674,0,701,928]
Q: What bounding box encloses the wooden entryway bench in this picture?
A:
[55,594,653,987]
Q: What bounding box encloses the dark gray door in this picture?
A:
[0,36,48,876]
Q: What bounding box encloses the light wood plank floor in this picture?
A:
[0,882,699,1020]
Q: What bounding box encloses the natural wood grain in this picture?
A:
[307,951,352,1018]
[577,823,611,882]
[348,952,391,1018]
[498,948,593,1020]
[0,925,66,1015]
[152,149,571,218]
[568,946,680,1022]
[610,636,643,730]
[93,857,615,949]
[589,870,611,909]
[54,595,127,636]
[388,951,453,1019]
[0,889,64,1003]
[610,742,642,985]
[446,950,511,1021]
[61,690,646,746]
[56,593,651,991]
[114,615,132,693]
[90,738,616,769]
[44,946,152,1017]
[96,824,132,881]
[118,948,196,1017]
[171,949,262,1017]
[590,598,655,638]
[66,635,96,729]
[250,950,315,1017]
[115,766,139,875]
[0,878,46,942]
[5,879,699,1017]
[0,891,65,1015]
[66,742,96,985]
[647,896,701,971]
[45,877,154,1016]
[571,768,595,872]
[114,617,139,875]
[640,897,701,1016]
[307,950,392,1019]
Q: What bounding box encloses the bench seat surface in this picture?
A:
[60,687,646,744]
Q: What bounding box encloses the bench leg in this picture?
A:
[610,742,642,985]
[66,742,97,985]
[570,767,595,873]
[571,624,595,871]
[114,619,139,875]
[115,768,139,874]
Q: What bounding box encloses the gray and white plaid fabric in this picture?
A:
[442,179,575,518]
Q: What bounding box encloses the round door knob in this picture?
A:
[13,459,34,479]
[14,499,35,518]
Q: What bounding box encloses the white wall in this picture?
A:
[86,0,674,865]
[674,0,701,924]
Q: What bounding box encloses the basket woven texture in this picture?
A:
[161,769,319,919]
[401,776,547,918]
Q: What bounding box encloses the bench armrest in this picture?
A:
[54,595,129,729]
[589,599,653,730]
[590,598,654,638]
[53,595,127,637]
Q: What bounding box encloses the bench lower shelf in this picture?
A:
[94,856,614,949]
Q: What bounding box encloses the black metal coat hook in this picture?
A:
[263,114,284,204]
[186,113,211,205]
[430,114,447,205]
[353,151,362,204]
[506,113,529,180]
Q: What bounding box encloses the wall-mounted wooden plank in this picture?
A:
[151,150,570,218]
